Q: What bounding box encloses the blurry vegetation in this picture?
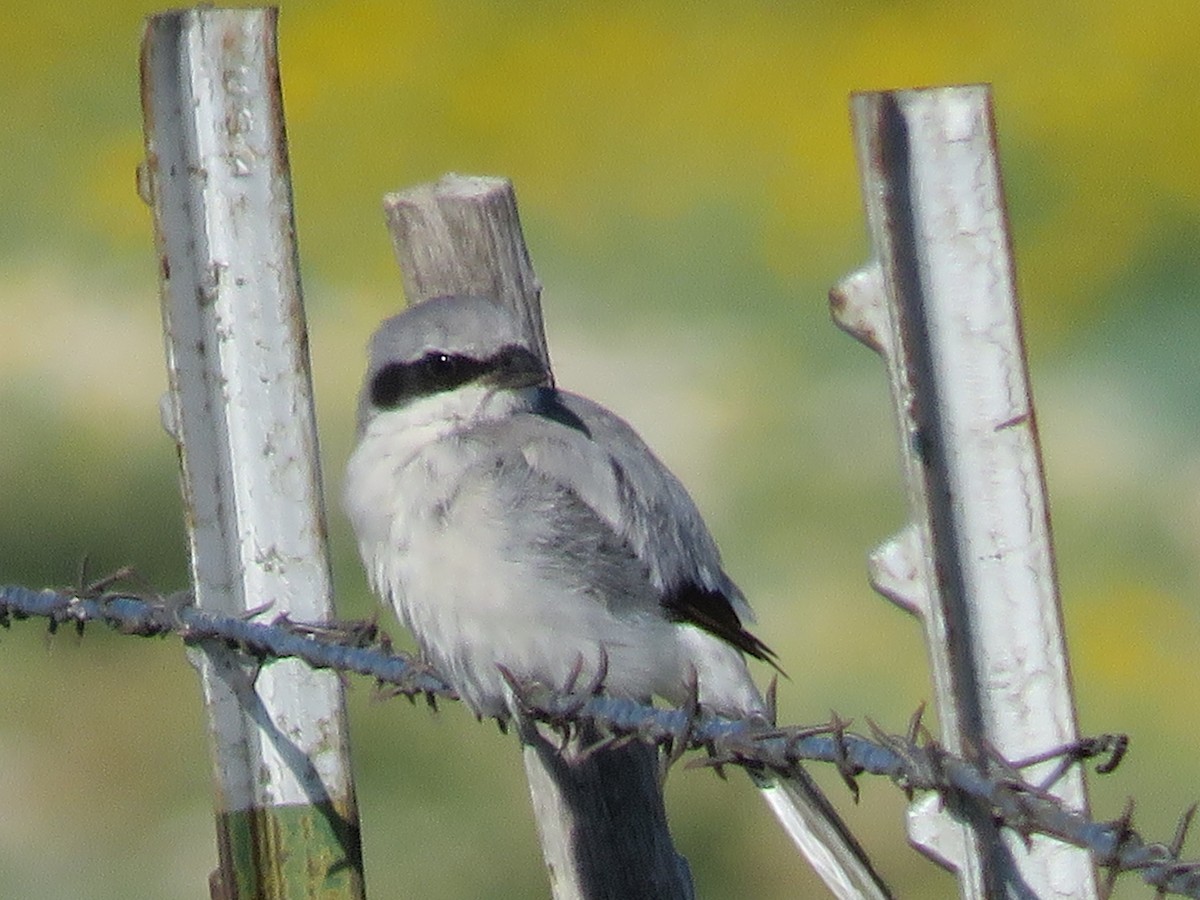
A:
[1,1,1198,897]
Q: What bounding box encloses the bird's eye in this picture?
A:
[417,351,480,392]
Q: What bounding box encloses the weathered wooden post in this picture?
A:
[139,8,365,897]
[382,174,696,900]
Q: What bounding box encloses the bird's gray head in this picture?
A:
[357,295,550,430]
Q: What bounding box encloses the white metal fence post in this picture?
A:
[832,85,1099,897]
[139,8,364,897]
[381,174,695,900]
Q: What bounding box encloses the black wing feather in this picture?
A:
[660,581,782,670]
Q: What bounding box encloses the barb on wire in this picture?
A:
[2,580,1199,896]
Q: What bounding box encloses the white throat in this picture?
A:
[342,383,527,584]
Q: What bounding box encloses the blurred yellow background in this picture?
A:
[2,2,1198,897]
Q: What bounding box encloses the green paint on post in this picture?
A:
[211,802,365,899]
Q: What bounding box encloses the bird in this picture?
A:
[343,294,890,898]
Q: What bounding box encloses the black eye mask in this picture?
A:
[370,344,545,409]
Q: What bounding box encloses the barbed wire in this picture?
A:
[0,581,455,698]
[2,580,1198,896]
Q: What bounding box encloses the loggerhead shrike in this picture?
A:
[344,295,890,898]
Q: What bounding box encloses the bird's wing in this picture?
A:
[467,389,775,663]
[455,395,880,896]
[457,425,662,623]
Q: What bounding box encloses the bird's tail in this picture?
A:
[751,766,892,899]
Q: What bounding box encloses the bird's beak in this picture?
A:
[488,345,551,391]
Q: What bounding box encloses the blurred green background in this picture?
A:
[2,2,1198,897]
